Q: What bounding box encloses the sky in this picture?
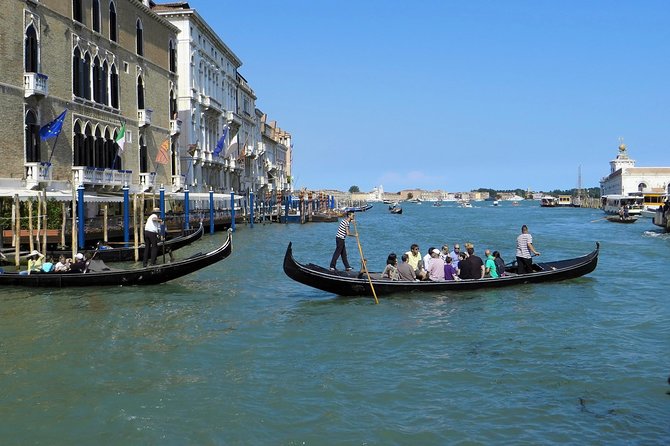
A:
[189,0,670,193]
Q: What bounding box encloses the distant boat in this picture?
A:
[432,201,444,207]
[389,205,403,214]
[343,204,373,212]
[606,215,639,224]
[492,200,499,206]
[540,196,558,207]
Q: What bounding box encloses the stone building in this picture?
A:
[153,2,292,201]
[0,0,180,200]
[600,143,670,197]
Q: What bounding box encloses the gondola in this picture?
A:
[283,242,599,297]
[605,215,638,224]
[389,206,403,214]
[0,230,232,288]
[55,223,205,262]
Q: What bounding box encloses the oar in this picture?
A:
[590,216,608,223]
[352,220,379,304]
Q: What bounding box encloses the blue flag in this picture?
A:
[40,109,67,140]
[213,126,228,156]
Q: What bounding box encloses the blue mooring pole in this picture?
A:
[77,184,85,249]
[123,184,129,245]
[230,190,236,232]
[209,188,214,234]
[249,191,254,228]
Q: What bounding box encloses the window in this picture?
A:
[25,24,39,72]
[137,75,145,109]
[169,39,177,72]
[136,19,144,56]
[92,56,102,103]
[73,121,85,166]
[139,135,148,173]
[84,123,94,166]
[92,0,101,33]
[109,1,117,42]
[94,126,104,167]
[104,128,114,168]
[72,47,82,96]
[101,60,109,105]
[25,110,40,162]
[169,89,177,119]
[83,52,91,100]
[73,0,83,23]
[110,64,119,108]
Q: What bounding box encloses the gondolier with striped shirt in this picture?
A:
[330,211,356,271]
[516,224,540,274]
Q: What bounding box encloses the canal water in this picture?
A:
[1,201,669,444]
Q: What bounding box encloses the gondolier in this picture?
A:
[516,224,540,274]
[143,207,163,267]
[330,211,355,271]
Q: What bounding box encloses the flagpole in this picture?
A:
[47,130,62,165]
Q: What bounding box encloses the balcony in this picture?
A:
[24,72,49,98]
[72,166,131,189]
[25,162,52,189]
[139,172,157,191]
[138,108,153,127]
[223,158,243,172]
[225,110,242,126]
[202,95,222,114]
[170,118,182,135]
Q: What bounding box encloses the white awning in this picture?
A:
[0,189,124,202]
[166,192,245,201]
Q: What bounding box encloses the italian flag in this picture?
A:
[115,122,126,153]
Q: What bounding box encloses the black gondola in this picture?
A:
[0,230,232,288]
[58,223,204,262]
[283,242,599,297]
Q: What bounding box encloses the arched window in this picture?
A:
[73,0,83,23]
[84,123,94,167]
[104,128,113,168]
[83,52,91,100]
[638,183,647,192]
[171,139,177,175]
[73,121,85,166]
[169,39,177,72]
[25,24,38,73]
[169,89,177,119]
[139,135,148,173]
[94,126,104,168]
[101,60,109,105]
[137,75,145,109]
[25,110,40,162]
[136,19,144,56]
[109,1,118,42]
[72,47,82,96]
[92,0,101,33]
[110,63,119,108]
[92,56,102,103]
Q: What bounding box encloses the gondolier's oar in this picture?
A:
[590,216,608,223]
[352,220,379,304]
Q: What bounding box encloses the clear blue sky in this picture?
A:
[190,0,670,193]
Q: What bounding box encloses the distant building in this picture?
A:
[600,143,670,196]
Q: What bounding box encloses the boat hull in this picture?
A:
[283,242,599,297]
[0,231,232,287]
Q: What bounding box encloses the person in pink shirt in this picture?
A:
[425,248,446,281]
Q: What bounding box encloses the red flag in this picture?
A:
[156,139,170,165]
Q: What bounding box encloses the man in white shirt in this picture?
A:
[143,207,163,267]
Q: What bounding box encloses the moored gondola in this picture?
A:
[0,230,232,287]
[283,242,599,297]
